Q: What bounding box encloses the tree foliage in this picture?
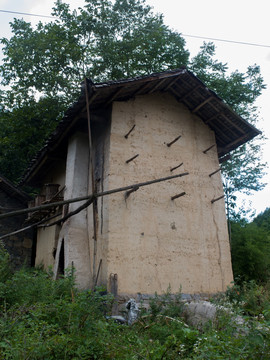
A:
[190,43,267,215]
[0,96,64,181]
[0,0,266,206]
[231,207,270,283]
[1,0,189,102]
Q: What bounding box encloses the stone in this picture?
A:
[126,298,140,325]
[183,301,217,328]
[183,300,247,333]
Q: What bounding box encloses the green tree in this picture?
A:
[0,0,266,199]
[190,43,266,218]
[231,208,270,283]
[0,96,65,181]
[253,207,270,231]
[0,0,189,102]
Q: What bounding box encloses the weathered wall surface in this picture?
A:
[36,225,59,269]
[88,121,111,288]
[105,92,233,295]
[0,190,32,268]
[35,134,92,289]
[35,160,66,270]
[60,132,92,288]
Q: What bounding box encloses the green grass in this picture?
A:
[0,247,270,359]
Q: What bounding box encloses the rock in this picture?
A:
[126,298,139,325]
[183,300,247,333]
[106,315,127,324]
[183,301,217,328]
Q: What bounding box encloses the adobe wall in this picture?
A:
[88,122,111,289]
[35,159,66,270]
[105,92,233,295]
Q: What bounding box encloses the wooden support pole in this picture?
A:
[167,135,181,147]
[0,196,91,220]
[110,273,118,314]
[124,124,136,139]
[171,192,186,200]
[170,162,183,172]
[45,197,94,228]
[211,195,225,204]
[126,154,139,164]
[95,259,102,287]
[209,168,221,177]
[0,206,18,213]
[203,144,215,154]
[0,211,62,241]
[125,185,139,199]
[85,78,99,288]
[0,172,189,221]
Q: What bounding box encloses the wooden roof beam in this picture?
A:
[168,87,181,102]
[204,111,222,124]
[221,133,252,153]
[163,74,183,91]
[208,117,235,143]
[220,113,246,135]
[177,84,202,102]
[192,96,213,113]
[131,82,153,97]
[209,101,246,135]
[218,154,231,163]
[104,87,125,107]
[148,78,168,94]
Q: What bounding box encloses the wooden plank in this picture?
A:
[104,87,124,107]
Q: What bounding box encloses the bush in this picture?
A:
[0,254,270,359]
[0,246,11,283]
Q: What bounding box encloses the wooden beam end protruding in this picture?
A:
[211,195,225,204]
[203,144,215,154]
[167,135,181,147]
[170,162,183,172]
[124,124,136,139]
[126,154,139,164]
[171,191,186,201]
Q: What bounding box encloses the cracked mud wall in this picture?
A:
[105,92,233,295]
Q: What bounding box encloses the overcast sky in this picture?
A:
[1,0,270,216]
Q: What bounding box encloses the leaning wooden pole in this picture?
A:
[0,211,63,241]
[85,78,99,288]
[0,172,189,221]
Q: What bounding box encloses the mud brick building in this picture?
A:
[21,68,260,297]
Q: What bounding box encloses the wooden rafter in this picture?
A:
[192,96,213,113]
[148,78,168,94]
[163,74,183,91]
[177,84,202,102]
[104,87,125,107]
